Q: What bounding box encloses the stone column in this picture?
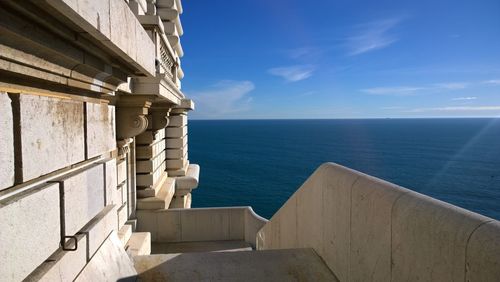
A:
[115,96,152,222]
[166,99,199,209]
[135,101,176,210]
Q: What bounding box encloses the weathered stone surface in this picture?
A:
[137,151,166,173]
[165,135,187,149]
[349,175,409,281]
[166,125,187,138]
[175,164,200,193]
[137,175,174,210]
[168,114,187,127]
[166,157,187,170]
[118,203,128,229]
[118,224,133,246]
[137,161,166,187]
[86,102,116,158]
[78,205,118,260]
[126,232,151,257]
[136,129,165,144]
[19,94,85,182]
[53,164,105,236]
[0,92,14,190]
[166,145,187,159]
[465,221,500,281]
[391,192,490,281]
[75,232,137,281]
[136,139,165,159]
[103,159,117,206]
[26,234,87,282]
[0,183,60,281]
[117,159,127,184]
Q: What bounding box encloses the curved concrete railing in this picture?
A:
[256,163,500,281]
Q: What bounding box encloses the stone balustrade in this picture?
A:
[257,162,500,281]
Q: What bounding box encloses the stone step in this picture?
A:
[118,224,133,246]
[137,176,175,210]
[134,248,338,282]
[152,240,252,254]
[126,232,151,257]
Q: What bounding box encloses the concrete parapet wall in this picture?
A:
[137,207,267,247]
[257,162,500,281]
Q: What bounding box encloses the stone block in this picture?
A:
[167,160,189,176]
[86,102,116,158]
[76,0,111,40]
[0,183,60,281]
[117,159,127,184]
[0,92,14,190]
[175,164,200,193]
[26,234,87,282]
[179,209,230,242]
[75,232,137,281]
[118,203,128,229]
[53,164,105,236]
[465,221,500,281]
[136,139,165,159]
[104,159,118,206]
[137,175,175,210]
[136,210,159,242]
[166,135,187,149]
[116,182,127,206]
[137,161,166,187]
[168,114,187,127]
[137,150,166,173]
[18,94,85,182]
[391,191,490,281]
[110,0,137,63]
[169,194,191,208]
[126,232,151,257]
[166,157,187,170]
[136,129,165,144]
[157,210,181,242]
[78,205,117,260]
[349,175,409,281]
[166,125,187,138]
[166,145,187,159]
[118,224,133,246]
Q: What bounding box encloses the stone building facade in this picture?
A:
[0,0,199,280]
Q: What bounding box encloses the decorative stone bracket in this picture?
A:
[149,101,174,131]
[115,96,152,139]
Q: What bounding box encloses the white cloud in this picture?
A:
[483,79,500,85]
[187,80,254,118]
[452,97,477,101]
[362,81,469,96]
[268,65,315,82]
[408,106,500,113]
[434,82,469,89]
[361,86,424,96]
[286,47,322,60]
[346,18,402,56]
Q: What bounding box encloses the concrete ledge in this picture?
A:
[256,162,499,281]
[175,164,200,196]
[137,207,267,248]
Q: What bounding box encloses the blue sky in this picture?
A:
[180,0,500,119]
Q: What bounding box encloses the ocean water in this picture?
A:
[188,119,500,220]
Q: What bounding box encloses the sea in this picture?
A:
[188,118,500,220]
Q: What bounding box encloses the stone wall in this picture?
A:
[257,163,500,281]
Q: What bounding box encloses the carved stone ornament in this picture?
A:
[115,96,152,139]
